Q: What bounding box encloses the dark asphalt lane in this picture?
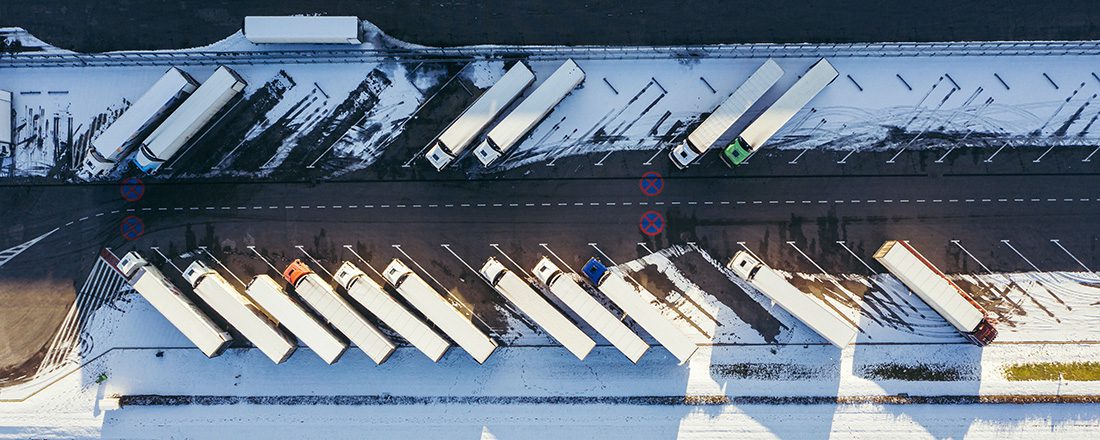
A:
[4,1,1100,53]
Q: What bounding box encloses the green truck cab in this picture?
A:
[721,137,753,167]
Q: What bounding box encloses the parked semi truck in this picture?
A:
[721,58,839,167]
[533,257,649,363]
[80,68,198,178]
[581,258,698,363]
[425,62,536,170]
[0,90,12,156]
[245,274,348,364]
[472,59,585,166]
[480,258,595,360]
[244,16,363,44]
[669,59,783,169]
[134,66,246,173]
[334,262,451,362]
[117,252,232,357]
[727,251,857,348]
[282,260,396,364]
[873,240,998,346]
[383,259,498,364]
[183,261,296,363]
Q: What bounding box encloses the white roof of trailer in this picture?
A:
[90,68,197,161]
[138,66,245,166]
[245,275,347,364]
[244,16,361,44]
[431,62,535,158]
[481,59,585,156]
[686,59,782,152]
[184,262,295,364]
[0,89,11,146]
[125,256,231,357]
[874,241,984,332]
[293,273,395,364]
[728,252,857,348]
[335,262,451,362]
[596,270,698,363]
[481,258,594,360]
[534,258,649,363]
[739,58,838,149]
[384,259,497,364]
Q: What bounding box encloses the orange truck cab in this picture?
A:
[282,259,313,286]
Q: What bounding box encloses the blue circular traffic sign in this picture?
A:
[120,215,145,241]
[120,177,145,202]
[639,211,665,236]
[639,171,664,197]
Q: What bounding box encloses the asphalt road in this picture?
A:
[3,1,1100,52]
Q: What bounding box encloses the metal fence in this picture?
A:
[3,41,1100,69]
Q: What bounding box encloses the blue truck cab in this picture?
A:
[582,257,609,286]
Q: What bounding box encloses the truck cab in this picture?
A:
[425,143,456,171]
[668,141,701,169]
[533,257,565,286]
[182,261,217,287]
[479,258,509,286]
[728,251,762,280]
[581,258,609,286]
[382,259,414,286]
[964,317,999,346]
[721,137,753,167]
[282,259,313,286]
[117,251,150,278]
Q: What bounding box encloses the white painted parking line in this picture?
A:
[951,240,994,275]
[296,245,335,278]
[836,241,876,274]
[247,245,282,273]
[438,244,505,334]
[984,141,1010,163]
[150,247,185,274]
[786,241,857,302]
[1084,146,1100,162]
[788,148,811,164]
[490,243,534,278]
[1000,240,1043,273]
[1050,239,1095,274]
[539,243,582,278]
[199,246,246,287]
[836,149,857,164]
[1033,142,1057,163]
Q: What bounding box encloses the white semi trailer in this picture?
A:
[480,258,595,360]
[183,261,296,363]
[245,275,348,364]
[874,241,998,346]
[533,257,649,363]
[425,62,536,170]
[727,251,857,348]
[244,16,363,44]
[669,59,783,169]
[282,260,396,364]
[334,262,451,362]
[472,59,585,166]
[581,258,698,363]
[117,252,232,357]
[0,90,12,156]
[383,259,498,364]
[80,68,198,178]
[134,66,246,174]
[720,58,838,167]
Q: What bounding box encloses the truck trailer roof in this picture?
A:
[481,258,595,360]
[1,90,12,150]
[183,261,296,364]
[737,58,838,150]
[426,62,535,170]
[118,252,232,358]
[244,16,363,44]
[383,259,498,364]
[873,240,986,333]
[334,262,451,362]
[534,257,649,363]
[245,274,348,364]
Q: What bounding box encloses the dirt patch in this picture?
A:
[1005,362,1100,381]
[859,363,974,381]
[710,363,825,381]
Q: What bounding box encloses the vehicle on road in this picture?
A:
[334,262,451,362]
[727,251,857,348]
[534,257,649,363]
[133,66,246,174]
[244,16,364,44]
[425,61,535,170]
[0,89,12,157]
[245,274,348,364]
[874,240,998,346]
[480,257,595,360]
[282,259,396,364]
[581,258,698,363]
[473,59,585,166]
[80,67,198,179]
[721,58,838,167]
[117,252,232,358]
[183,261,296,363]
[669,59,783,169]
[383,258,498,364]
